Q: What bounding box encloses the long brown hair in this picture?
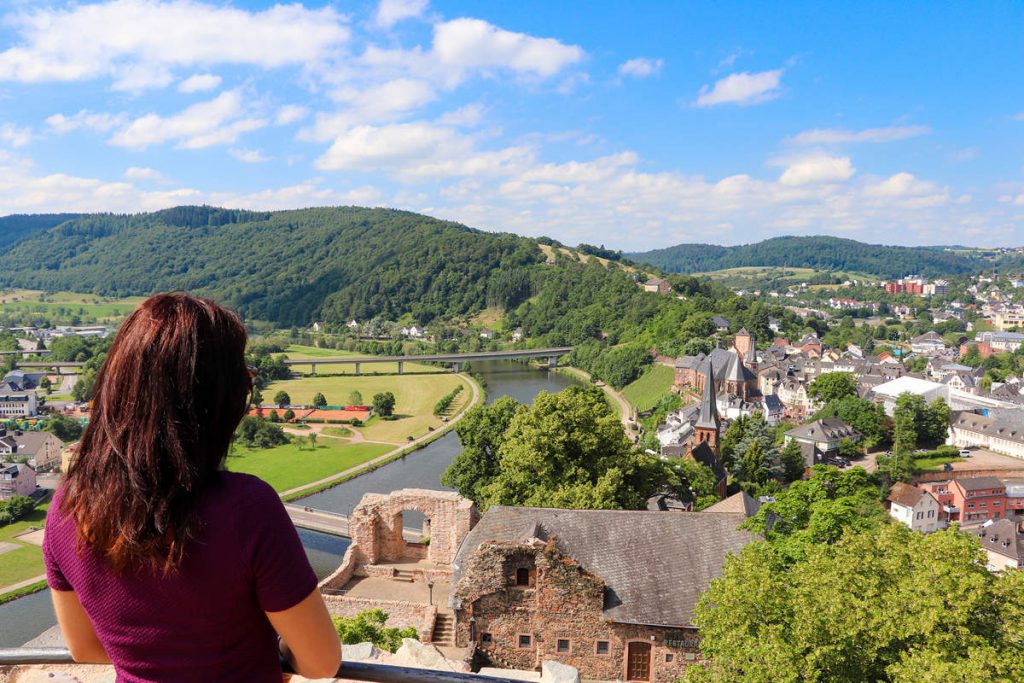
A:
[62,293,251,572]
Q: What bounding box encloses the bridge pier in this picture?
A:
[452,362,461,373]
[397,361,404,375]
[310,363,317,375]
[548,356,558,367]
[354,362,361,375]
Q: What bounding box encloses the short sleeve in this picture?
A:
[239,480,318,613]
[42,504,74,592]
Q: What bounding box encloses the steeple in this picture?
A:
[693,360,721,456]
[695,360,720,432]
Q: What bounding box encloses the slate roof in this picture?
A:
[952,412,1024,446]
[702,491,761,517]
[450,506,757,628]
[786,418,861,443]
[965,519,1024,562]
[955,476,1005,492]
[695,361,720,431]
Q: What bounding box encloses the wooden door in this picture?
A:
[626,641,651,681]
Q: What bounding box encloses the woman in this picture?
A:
[43,294,341,682]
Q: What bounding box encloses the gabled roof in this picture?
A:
[887,482,931,508]
[450,506,757,627]
[695,361,720,431]
[786,418,861,443]
[966,519,1024,562]
[954,476,1005,492]
[702,490,761,517]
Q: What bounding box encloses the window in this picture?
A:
[666,654,675,663]
[916,512,922,520]
[518,635,531,649]
[516,568,530,586]
[595,641,610,655]
[556,639,570,653]
[481,633,492,646]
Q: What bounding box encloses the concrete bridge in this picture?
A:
[0,349,50,357]
[12,360,85,375]
[283,347,574,375]
[284,503,421,541]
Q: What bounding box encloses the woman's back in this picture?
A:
[44,471,317,683]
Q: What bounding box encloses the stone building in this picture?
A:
[449,507,756,683]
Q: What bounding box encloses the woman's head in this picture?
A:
[63,293,251,571]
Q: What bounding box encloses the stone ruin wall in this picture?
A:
[323,595,437,644]
[452,540,700,683]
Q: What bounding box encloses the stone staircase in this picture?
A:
[393,568,416,582]
[431,612,455,646]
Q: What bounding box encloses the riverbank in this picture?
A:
[277,372,484,501]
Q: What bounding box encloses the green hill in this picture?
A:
[0,206,542,326]
[0,213,84,251]
[628,235,984,279]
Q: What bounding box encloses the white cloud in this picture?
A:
[376,0,428,28]
[788,125,931,145]
[229,148,271,163]
[305,79,438,141]
[779,156,856,186]
[696,69,782,107]
[108,90,264,149]
[46,110,127,134]
[178,73,222,93]
[950,147,979,162]
[432,18,584,80]
[436,103,486,127]
[618,58,663,79]
[123,166,165,182]
[275,105,308,126]
[1013,112,1024,121]
[0,123,34,148]
[0,0,349,89]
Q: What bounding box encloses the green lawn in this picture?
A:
[226,439,393,492]
[0,501,48,543]
[0,289,144,321]
[322,426,353,437]
[622,365,676,411]
[0,545,43,587]
[913,454,965,473]
[265,372,471,443]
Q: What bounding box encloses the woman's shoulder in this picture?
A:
[212,471,282,509]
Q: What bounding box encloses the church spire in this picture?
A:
[695,360,720,431]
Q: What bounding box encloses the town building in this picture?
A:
[0,461,36,500]
[949,412,1024,460]
[870,376,947,416]
[643,278,673,295]
[886,482,940,533]
[909,331,948,355]
[450,506,756,682]
[783,418,860,461]
[0,430,63,472]
[0,390,37,418]
[963,519,1024,571]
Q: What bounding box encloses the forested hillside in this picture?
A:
[0,206,541,326]
[0,213,83,251]
[629,236,983,278]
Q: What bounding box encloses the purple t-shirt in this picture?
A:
[43,472,318,682]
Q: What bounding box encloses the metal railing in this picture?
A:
[0,648,526,683]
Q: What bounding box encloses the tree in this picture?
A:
[46,412,83,443]
[283,408,295,422]
[308,432,317,450]
[476,386,661,510]
[372,391,396,417]
[685,525,1024,683]
[815,395,890,448]
[268,410,280,423]
[808,371,858,404]
[251,387,263,405]
[273,391,290,407]
[442,397,521,502]
[347,390,363,406]
[312,392,327,408]
[740,441,770,485]
[332,609,418,653]
[780,439,805,482]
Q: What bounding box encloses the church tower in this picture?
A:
[693,361,720,455]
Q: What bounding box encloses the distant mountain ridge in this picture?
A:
[628,235,990,279]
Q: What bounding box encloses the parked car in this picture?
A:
[959,449,972,458]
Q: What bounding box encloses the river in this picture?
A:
[0,360,581,648]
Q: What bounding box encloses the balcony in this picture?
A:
[0,648,528,683]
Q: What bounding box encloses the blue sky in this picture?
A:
[0,0,1021,249]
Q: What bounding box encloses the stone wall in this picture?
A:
[323,595,438,644]
[453,540,700,683]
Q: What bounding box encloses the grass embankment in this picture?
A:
[912,447,965,473]
[0,499,50,600]
[622,365,675,411]
[227,440,393,492]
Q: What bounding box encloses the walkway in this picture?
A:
[0,573,46,596]
[277,373,482,498]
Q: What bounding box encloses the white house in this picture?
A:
[887,482,941,533]
[964,519,1023,571]
[0,391,37,418]
[0,462,35,500]
[909,331,947,355]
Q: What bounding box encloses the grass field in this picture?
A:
[265,371,470,443]
[692,266,877,289]
[622,365,675,411]
[226,439,393,492]
[0,289,144,321]
[913,454,965,473]
[0,500,49,594]
[283,344,441,375]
